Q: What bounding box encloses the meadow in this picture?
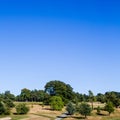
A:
[1,102,120,120]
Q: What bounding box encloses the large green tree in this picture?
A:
[20,88,31,101]
[45,80,74,104]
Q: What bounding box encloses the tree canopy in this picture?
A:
[45,80,74,104]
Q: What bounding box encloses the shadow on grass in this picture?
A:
[72,116,85,119]
[96,113,108,116]
[57,116,67,118]
[13,113,17,115]
[13,113,27,115]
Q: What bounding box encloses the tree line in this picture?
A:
[0,80,120,117]
[0,80,120,107]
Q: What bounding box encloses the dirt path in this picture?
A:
[55,112,68,120]
[0,117,11,120]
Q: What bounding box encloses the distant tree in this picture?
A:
[74,92,84,102]
[112,98,120,108]
[96,93,105,103]
[66,102,75,115]
[104,91,120,108]
[43,93,51,105]
[78,102,92,118]
[0,91,15,101]
[16,103,29,114]
[45,80,74,104]
[20,88,31,101]
[88,90,94,110]
[50,96,64,111]
[104,102,114,116]
[105,92,116,103]
[30,89,46,102]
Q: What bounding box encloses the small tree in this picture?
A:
[78,102,92,118]
[16,103,29,114]
[66,102,75,115]
[104,102,114,116]
[50,96,64,111]
[88,90,94,110]
[96,106,101,115]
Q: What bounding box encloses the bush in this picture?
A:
[96,106,101,115]
[0,101,5,115]
[4,107,11,115]
[78,102,92,118]
[4,99,15,108]
[66,102,75,115]
[16,103,29,114]
[50,96,64,111]
[104,102,114,116]
[0,101,11,115]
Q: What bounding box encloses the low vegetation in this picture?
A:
[0,80,120,120]
[16,103,29,114]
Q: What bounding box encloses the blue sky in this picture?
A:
[0,0,120,95]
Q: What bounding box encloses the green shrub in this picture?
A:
[96,106,101,115]
[4,107,11,115]
[66,102,75,115]
[78,102,92,118]
[50,96,64,111]
[0,101,5,115]
[0,101,11,115]
[16,103,29,114]
[104,102,114,116]
[4,99,15,108]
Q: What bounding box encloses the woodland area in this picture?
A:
[0,80,120,119]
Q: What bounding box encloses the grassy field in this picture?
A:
[1,102,120,120]
[0,102,64,120]
[64,102,120,120]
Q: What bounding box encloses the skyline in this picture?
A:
[0,0,120,95]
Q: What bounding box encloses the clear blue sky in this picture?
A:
[0,0,120,95]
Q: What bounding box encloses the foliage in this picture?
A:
[96,93,105,103]
[0,101,10,115]
[30,90,46,102]
[20,88,31,101]
[74,92,84,102]
[0,101,5,115]
[66,102,75,115]
[45,80,74,104]
[16,89,47,102]
[105,92,120,108]
[4,91,15,101]
[50,96,64,111]
[4,106,11,115]
[112,98,120,108]
[104,102,114,115]
[16,103,29,114]
[4,99,15,108]
[88,90,95,110]
[78,102,92,118]
[96,106,101,115]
